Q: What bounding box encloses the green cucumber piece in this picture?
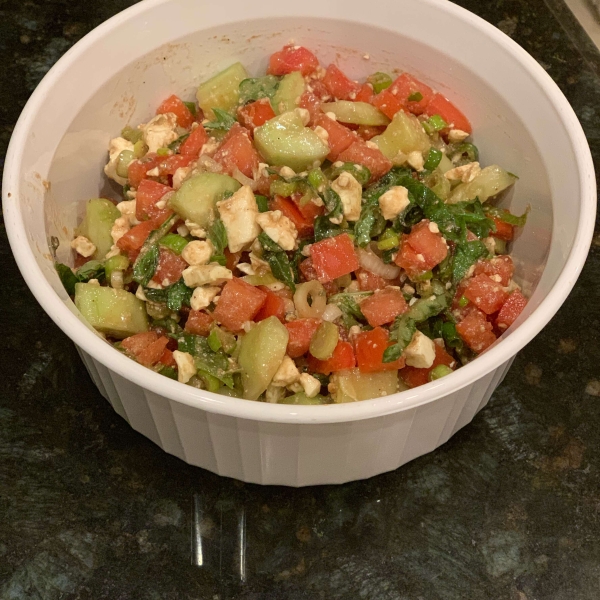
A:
[238,316,289,400]
[75,282,148,339]
[254,111,329,172]
[321,101,390,126]
[447,165,518,204]
[168,173,240,228]
[372,110,431,159]
[77,198,120,260]
[272,71,305,115]
[330,368,402,403]
[196,62,248,119]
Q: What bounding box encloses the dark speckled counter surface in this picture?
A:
[1,1,599,598]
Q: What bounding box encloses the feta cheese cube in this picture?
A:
[190,286,220,311]
[110,216,131,244]
[173,350,197,384]
[444,161,481,183]
[378,186,410,220]
[271,356,300,387]
[407,151,425,172]
[104,137,134,186]
[299,373,321,398]
[182,264,232,288]
[447,129,470,143]
[140,113,179,153]
[331,172,362,222]
[70,235,96,258]
[404,331,436,368]
[217,185,261,253]
[256,210,298,251]
[117,199,139,226]
[279,166,296,180]
[181,240,214,266]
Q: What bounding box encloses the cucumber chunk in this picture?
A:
[77,198,120,259]
[75,282,148,339]
[321,101,390,126]
[168,172,240,228]
[196,62,248,119]
[238,316,289,400]
[447,165,517,204]
[330,368,401,403]
[371,110,431,159]
[272,71,305,115]
[254,111,329,172]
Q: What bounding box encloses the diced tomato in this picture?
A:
[156,94,195,129]
[473,256,514,287]
[360,288,408,327]
[456,309,496,353]
[354,83,374,103]
[496,290,527,331]
[285,318,321,358]
[355,327,405,373]
[292,193,324,223]
[213,278,268,332]
[464,273,509,315]
[116,220,157,254]
[298,91,322,123]
[254,287,287,323]
[136,179,173,222]
[308,340,356,375]
[213,123,260,178]
[237,98,276,132]
[337,141,392,182]
[137,336,170,367]
[128,153,162,188]
[268,45,319,76]
[179,125,208,157]
[157,154,195,178]
[492,216,514,241]
[270,195,315,238]
[426,93,472,134]
[158,347,176,368]
[400,343,456,388]
[395,219,448,276]
[371,89,403,120]
[389,73,434,116]
[313,114,356,161]
[310,233,360,283]
[184,310,214,336]
[355,268,388,291]
[122,331,159,355]
[152,248,188,286]
[356,125,386,141]
[322,64,361,100]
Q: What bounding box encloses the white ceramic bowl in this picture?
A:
[3,0,595,486]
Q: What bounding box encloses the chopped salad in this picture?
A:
[56,44,528,404]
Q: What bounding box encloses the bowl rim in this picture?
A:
[3,0,596,424]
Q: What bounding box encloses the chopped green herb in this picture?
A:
[132,215,177,286]
[255,194,269,212]
[204,108,237,131]
[238,75,280,104]
[183,101,197,116]
[258,233,296,292]
[168,133,190,153]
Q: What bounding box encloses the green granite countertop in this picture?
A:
[1,1,599,598]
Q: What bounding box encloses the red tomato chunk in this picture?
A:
[254,288,287,323]
[309,233,360,283]
[426,93,472,134]
[400,344,456,388]
[491,216,514,241]
[360,288,408,327]
[322,64,361,100]
[337,141,392,182]
[268,45,319,76]
[136,179,173,222]
[156,94,195,129]
[152,248,187,286]
[464,273,509,315]
[213,123,259,178]
[308,340,356,375]
[456,310,496,352]
[395,219,448,276]
[496,290,527,331]
[213,278,267,332]
[473,256,514,287]
[285,318,321,358]
[180,125,208,157]
[355,327,405,373]
[237,98,276,132]
[312,114,356,162]
[185,310,214,336]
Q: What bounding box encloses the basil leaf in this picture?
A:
[329,292,370,329]
[313,215,343,242]
[168,132,190,153]
[208,218,228,255]
[133,243,160,286]
[55,263,80,296]
[265,252,296,292]
[324,162,371,186]
[177,333,238,388]
[255,194,269,212]
[452,240,488,284]
[143,287,169,303]
[166,279,193,311]
[76,260,105,283]
[484,205,529,227]
[238,75,280,104]
[204,108,236,131]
